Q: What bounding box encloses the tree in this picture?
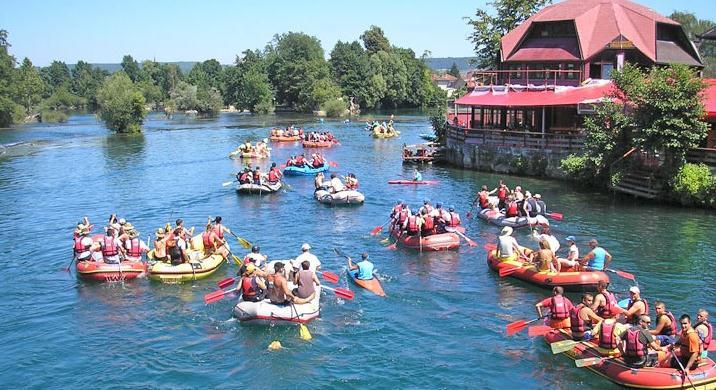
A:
[224,50,274,113]
[13,58,45,115]
[360,25,390,54]
[187,59,224,91]
[448,62,461,78]
[96,72,146,133]
[329,41,372,108]
[169,81,198,111]
[40,60,71,96]
[195,86,223,116]
[71,60,107,109]
[0,29,23,126]
[121,55,141,83]
[466,0,551,68]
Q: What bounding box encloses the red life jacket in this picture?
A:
[570,304,592,333]
[127,237,142,257]
[213,225,224,240]
[497,187,507,200]
[296,156,305,165]
[447,212,460,227]
[406,215,419,233]
[253,171,261,182]
[696,321,712,351]
[73,236,91,255]
[627,299,649,324]
[239,172,250,183]
[268,169,279,182]
[202,232,213,249]
[597,291,618,319]
[478,192,489,208]
[625,328,648,358]
[658,311,677,336]
[241,276,258,299]
[422,216,435,231]
[506,202,519,217]
[550,295,571,320]
[598,321,618,349]
[398,210,409,225]
[391,205,402,217]
[101,236,118,257]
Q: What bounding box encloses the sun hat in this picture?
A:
[301,243,311,251]
[565,236,576,242]
[629,286,640,294]
[501,226,513,236]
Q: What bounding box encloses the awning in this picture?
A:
[705,79,716,120]
[455,81,614,107]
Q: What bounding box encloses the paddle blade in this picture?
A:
[369,225,383,236]
[499,267,519,277]
[615,270,636,281]
[298,324,312,340]
[333,288,354,300]
[551,340,579,354]
[527,325,553,337]
[217,277,236,289]
[546,212,563,221]
[710,343,716,352]
[379,237,390,244]
[484,243,497,251]
[231,254,242,266]
[575,357,605,367]
[222,181,234,187]
[237,237,252,249]
[506,323,528,336]
[329,161,339,167]
[204,289,228,304]
[320,271,339,284]
[464,236,478,247]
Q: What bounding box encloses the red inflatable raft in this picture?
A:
[387,180,438,185]
[76,259,146,281]
[486,249,608,291]
[545,329,716,389]
[302,140,338,148]
[389,226,460,251]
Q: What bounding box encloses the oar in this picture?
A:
[386,237,399,250]
[328,161,339,168]
[671,350,697,390]
[454,230,477,247]
[204,286,240,304]
[528,325,553,337]
[587,267,636,281]
[575,356,615,367]
[550,339,581,354]
[484,243,497,251]
[317,271,339,284]
[229,231,252,249]
[217,277,236,289]
[506,315,546,336]
[322,285,354,300]
[545,212,563,221]
[222,180,236,187]
[64,257,75,272]
[370,220,390,236]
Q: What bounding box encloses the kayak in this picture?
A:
[269,135,301,142]
[389,226,460,251]
[348,265,385,297]
[236,181,282,194]
[146,235,226,283]
[228,150,269,159]
[302,140,338,148]
[314,189,365,205]
[283,163,329,176]
[233,285,321,324]
[419,133,438,142]
[76,259,146,281]
[486,249,609,291]
[477,208,549,228]
[388,180,438,185]
[545,328,716,389]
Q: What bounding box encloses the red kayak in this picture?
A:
[389,226,460,251]
[348,264,386,297]
[545,329,716,389]
[387,180,438,185]
[486,249,608,291]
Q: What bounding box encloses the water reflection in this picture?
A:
[102,133,146,170]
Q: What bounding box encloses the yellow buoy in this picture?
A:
[268,341,282,350]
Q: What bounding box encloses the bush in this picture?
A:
[40,109,68,123]
[253,97,275,114]
[96,72,147,133]
[560,154,589,177]
[320,98,347,117]
[671,163,716,206]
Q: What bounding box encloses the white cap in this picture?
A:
[301,243,311,251]
[118,218,126,225]
[629,286,640,294]
[501,226,513,236]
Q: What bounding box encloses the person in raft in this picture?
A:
[530,240,559,272]
[559,236,579,270]
[580,239,612,271]
[695,309,712,359]
[535,286,574,329]
[403,211,424,236]
[73,224,94,262]
[420,209,435,236]
[292,243,321,273]
[669,314,703,375]
[267,262,295,305]
[443,207,461,233]
[413,168,422,182]
[497,226,523,261]
[649,301,678,347]
[349,252,375,280]
[619,315,666,368]
[623,286,649,325]
[494,180,509,210]
[243,245,268,269]
[237,167,251,184]
[474,185,496,210]
[344,173,359,190]
[592,316,629,356]
[123,227,149,262]
[591,280,624,320]
[267,162,282,184]
[201,223,220,257]
[327,173,345,193]
[239,263,267,303]
[292,260,320,304]
[570,293,603,341]
[100,228,125,264]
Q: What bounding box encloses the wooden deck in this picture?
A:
[446,125,585,151]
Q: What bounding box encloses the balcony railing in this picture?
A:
[446,124,585,151]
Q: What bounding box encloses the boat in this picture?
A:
[419,133,438,142]
[233,284,321,324]
[477,208,549,228]
[236,181,282,194]
[269,135,301,142]
[544,328,716,389]
[76,259,146,281]
[388,180,438,185]
[347,264,385,297]
[402,143,442,164]
[302,140,338,148]
[372,130,400,139]
[314,189,365,205]
[283,163,329,176]
[486,249,609,291]
[228,150,269,159]
[146,235,226,283]
[389,226,460,251]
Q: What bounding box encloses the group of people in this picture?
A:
[72,214,150,264]
[389,200,462,237]
[233,139,270,157]
[236,243,323,305]
[285,153,326,169]
[475,180,548,218]
[270,126,302,138]
[314,172,358,193]
[367,119,398,136]
[152,216,231,265]
[303,131,336,143]
[535,285,712,374]
[497,225,613,273]
[402,144,435,159]
[236,163,283,185]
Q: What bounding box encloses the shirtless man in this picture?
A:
[267,262,295,305]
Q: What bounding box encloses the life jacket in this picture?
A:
[253,171,261,182]
[506,202,519,217]
[296,156,305,165]
[213,225,224,240]
[625,328,648,358]
[657,311,677,336]
[627,298,649,324]
[497,187,507,200]
[696,321,713,351]
[598,321,618,349]
[268,169,279,182]
[447,212,460,227]
[550,295,570,320]
[165,232,177,248]
[202,232,213,249]
[398,209,409,225]
[73,236,91,255]
[597,291,618,319]
[526,198,539,216]
[478,192,489,208]
[101,236,118,257]
[239,172,250,183]
[406,215,419,233]
[570,304,592,333]
[241,276,258,299]
[422,216,435,231]
[391,205,402,217]
[127,237,142,257]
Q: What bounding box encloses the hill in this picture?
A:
[424,57,476,71]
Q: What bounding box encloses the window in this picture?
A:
[566,63,576,79]
[532,64,544,80]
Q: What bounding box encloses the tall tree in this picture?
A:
[448,62,461,78]
[96,72,146,133]
[13,57,45,115]
[466,0,551,68]
[40,60,72,96]
[360,25,391,54]
[0,29,23,126]
[187,59,223,91]
[71,60,107,109]
[121,55,140,83]
[329,41,372,108]
[224,50,274,113]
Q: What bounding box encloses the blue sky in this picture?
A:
[1,0,715,66]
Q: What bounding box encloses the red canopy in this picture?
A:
[704,79,716,120]
[455,82,614,107]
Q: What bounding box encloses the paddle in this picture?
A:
[204,286,240,304]
[370,220,390,236]
[229,232,252,249]
[506,315,547,336]
[587,266,636,281]
[64,257,75,272]
[217,277,235,289]
[550,339,581,354]
[484,243,497,251]
[222,180,236,187]
[527,325,553,337]
[298,323,312,340]
[454,230,477,247]
[545,212,563,221]
[328,161,339,168]
[386,237,399,250]
[671,350,697,390]
[317,271,340,284]
[575,356,616,367]
[322,285,355,300]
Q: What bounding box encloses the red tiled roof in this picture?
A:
[433,74,458,82]
[506,37,581,61]
[454,81,614,107]
[501,0,680,62]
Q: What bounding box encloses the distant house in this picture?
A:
[432,74,461,97]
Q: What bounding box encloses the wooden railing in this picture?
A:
[686,148,716,167]
[446,125,585,151]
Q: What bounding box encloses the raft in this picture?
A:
[477,208,549,228]
[269,135,301,142]
[76,259,146,282]
[283,163,329,176]
[146,235,226,283]
[302,140,337,148]
[228,150,269,159]
[314,189,365,205]
[372,131,400,139]
[486,249,609,291]
[232,285,321,324]
[236,181,282,194]
[545,329,716,389]
[387,180,438,185]
[389,226,460,251]
[348,268,385,297]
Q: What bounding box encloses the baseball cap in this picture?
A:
[629,286,640,294]
[301,243,311,251]
[565,236,576,242]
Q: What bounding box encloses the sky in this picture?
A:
[1,0,715,66]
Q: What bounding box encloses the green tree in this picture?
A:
[360,25,390,54]
[169,81,198,110]
[71,60,107,109]
[137,80,163,108]
[40,60,72,96]
[302,78,342,112]
[224,50,274,113]
[96,72,147,133]
[14,57,45,115]
[370,51,409,107]
[195,86,223,116]
[121,55,141,83]
[329,41,372,108]
[448,62,461,78]
[466,0,552,68]
[0,29,24,126]
[188,59,224,91]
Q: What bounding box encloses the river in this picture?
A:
[0,112,714,388]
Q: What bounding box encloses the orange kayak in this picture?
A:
[348,264,386,297]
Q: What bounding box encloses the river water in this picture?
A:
[0,112,714,388]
